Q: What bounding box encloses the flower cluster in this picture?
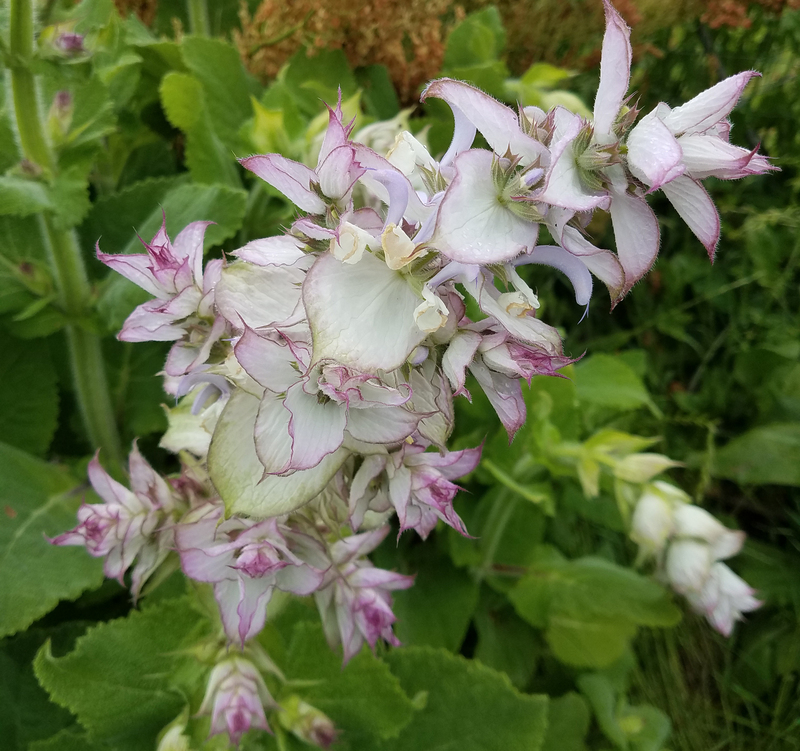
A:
[631,481,761,636]
[52,2,771,746]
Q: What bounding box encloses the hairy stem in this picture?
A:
[187,0,210,36]
[10,0,122,469]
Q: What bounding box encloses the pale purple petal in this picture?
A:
[608,187,660,295]
[317,144,363,201]
[234,235,308,267]
[209,390,349,518]
[422,78,548,165]
[234,328,301,392]
[442,330,482,396]
[661,175,720,260]
[523,245,593,306]
[469,359,526,440]
[241,154,327,214]
[215,263,305,330]
[626,109,685,190]
[593,0,632,136]
[254,392,294,475]
[303,251,426,373]
[677,134,760,180]
[96,247,163,297]
[538,115,608,211]
[662,71,759,135]
[172,221,213,285]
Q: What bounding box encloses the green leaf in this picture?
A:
[392,546,479,652]
[577,673,671,751]
[474,593,541,690]
[79,175,185,254]
[159,71,241,186]
[546,614,637,670]
[540,692,590,751]
[510,557,680,668]
[574,355,659,414]
[384,647,549,751]
[181,37,254,148]
[34,598,207,751]
[0,442,103,637]
[445,7,506,67]
[712,423,800,486]
[281,623,414,747]
[355,65,401,120]
[0,176,52,216]
[29,727,106,751]
[62,79,117,150]
[49,165,92,230]
[0,330,59,454]
[0,626,84,751]
[282,48,358,117]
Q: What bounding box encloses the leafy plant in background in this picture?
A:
[1,0,798,750]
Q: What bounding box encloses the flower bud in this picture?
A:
[630,488,674,557]
[55,32,85,55]
[199,657,275,746]
[47,91,73,144]
[278,695,338,749]
[615,453,682,483]
[156,712,191,751]
[386,130,436,175]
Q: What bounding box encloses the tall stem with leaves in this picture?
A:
[8,0,122,470]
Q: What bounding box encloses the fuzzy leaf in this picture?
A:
[159,72,241,187]
[281,623,415,747]
[0,331,59,454]
[0,443,103,637]
[33,598,206,751]
[0,176,52,216]
[712,423,800,486]
[384,646,549,751]
[510,557,680,668]
[574,354,658,413]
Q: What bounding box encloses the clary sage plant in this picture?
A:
[52,1,771,747]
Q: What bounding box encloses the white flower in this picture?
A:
[630,488,674,557]
[672,504,745,560]
[414,287,450,333]
[382,223,421,270]
[665,539,713,594]
[686,562,762,636]
[330,221,375,264]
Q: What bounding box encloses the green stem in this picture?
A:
[9,0,53,172]
[10,0,122,470]
[187,0,210,36]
